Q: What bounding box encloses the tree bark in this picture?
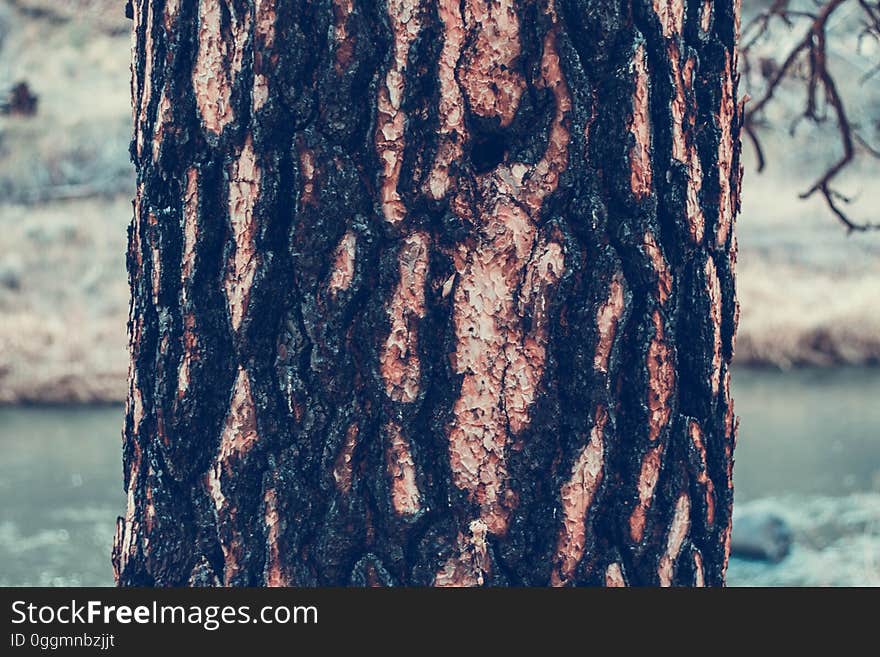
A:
[113,0,742,587]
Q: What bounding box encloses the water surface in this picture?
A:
[732,367,880,501]
[0,406,122,586]
[1,368,878,586]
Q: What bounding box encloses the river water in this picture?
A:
[1,368,878,586]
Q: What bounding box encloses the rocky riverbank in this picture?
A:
[728,494,880,586]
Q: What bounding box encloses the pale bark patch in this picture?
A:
[670,53,705,243]
[434,520,491,587]
[446,20,570,537]
[129,0,139,132]
[700,0,713,33]
[210,367,259,498]
[442,274,456,299]
[685,156,705,244]
[177,313,196,401]
[224,136,261,333]
[328,231,357,297]
[385,421,421,516]
[152,87,172,161]
[723,367,735,444]
[263,486,287,586]
[693,550,706,587]
[523,24,572,211]
[647,309,674,442]
[124,198,145,456]
[643,232,672,304]
[448,199,562,534]
[673,142,702,235]
[333,423,359,495]
[136,0,155,158]
[729,232,740,355]
[115,440,143,580]
[144,466,157,534]
[252,0,276,112]
[507,239,564,434]
[128,325,145,430]
[375,0,422,224]
[177,168,199,401]
[605,562,627,587]
[381,231,430,403]
[193,0,250,136]
[333,0,356,73]
[594,276,625,373]
[658,493,690,586]
[131,183,144,272]
[630,444,662,543]
[427,0,467,200]
[163,0,180,31]
[148,212,161,305]
[629,44,653,199]
[734,0,742,39]
[180,168,199,286]
[715,52,735,247]
[126,261,145,425]
[551,406,607,585]
[460,0,525,127]
[721,518,733,577]
[653,0,685,38]
[298,145,317,207]
[721,368,737,575]
[207,366,259,584]
[151,0,180,159]
[689,420,716,527]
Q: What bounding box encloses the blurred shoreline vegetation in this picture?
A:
[0,0,878,403]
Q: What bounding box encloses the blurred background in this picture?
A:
[0,0,878,586]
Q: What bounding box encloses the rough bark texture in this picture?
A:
[114,0,742,587]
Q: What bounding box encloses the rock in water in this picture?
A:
[731,508,793,562]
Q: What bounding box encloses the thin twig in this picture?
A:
[742,0,880,232]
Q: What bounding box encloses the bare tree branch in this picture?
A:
[742,0,880,232]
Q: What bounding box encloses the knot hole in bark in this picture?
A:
[470,133,508,173]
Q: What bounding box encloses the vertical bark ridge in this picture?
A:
[117,0,740,587]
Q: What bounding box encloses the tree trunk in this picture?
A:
[113,0,741,587]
